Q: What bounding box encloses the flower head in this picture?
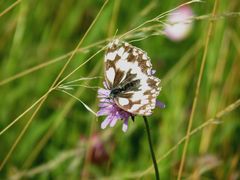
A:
[97,83,132,132]
[164,5,194,41]
[80,133,110,165]
[97,82,165,132]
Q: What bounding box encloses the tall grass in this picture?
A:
[0,0,239,179]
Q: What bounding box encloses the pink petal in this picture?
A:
[98,88,110,96]
[110,117,118,127]
[156,100,166,109]
[97,109,111,116]
[122,120,129,132]
[101,116,112,129]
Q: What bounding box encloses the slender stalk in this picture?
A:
[177,0,219,179]
[143,116,160,180]
[0,0,21,18]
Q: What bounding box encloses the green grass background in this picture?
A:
[0,0,240,179]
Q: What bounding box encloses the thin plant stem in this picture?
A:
[0,0,21,18]
[177,0,219,179]
[143,116,160,180]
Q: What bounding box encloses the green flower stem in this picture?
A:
[143,116,160,180]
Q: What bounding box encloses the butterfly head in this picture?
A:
[109,87,121,99]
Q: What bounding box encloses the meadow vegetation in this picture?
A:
[0,0,239,179]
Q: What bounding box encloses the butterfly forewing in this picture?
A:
[104,39,161,116]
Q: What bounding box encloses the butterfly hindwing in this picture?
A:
[104,39,161,116]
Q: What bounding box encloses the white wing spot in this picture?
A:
[145,112,151,116]
[141,99,149,105]
[122,52,129,59]
[147,69,152,75]
[133,49,138,56]
[107,52,117,61]
[151,89,156,93]
[118,98,129,106]
[146,105,151,109]
[142,54,148,60]
[106,67,115,83]
[139,110,146,114]
[115,59,131,72]
[117,47,124,56]
[151,103,155,108]
[146,61,151,67]
[130,104,141,111]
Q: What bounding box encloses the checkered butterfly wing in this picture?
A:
[104,39,161,116]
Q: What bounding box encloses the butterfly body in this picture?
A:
[104,39,161,116]
[110,79,141,99]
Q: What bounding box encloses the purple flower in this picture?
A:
[97,82,165,132]
[80,133,110,165]
[97,86,132,132]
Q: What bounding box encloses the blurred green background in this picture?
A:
[0,0,240,179]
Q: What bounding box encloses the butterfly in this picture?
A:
[104,39,161,116]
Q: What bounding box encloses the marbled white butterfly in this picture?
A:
[104,39,161,116]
